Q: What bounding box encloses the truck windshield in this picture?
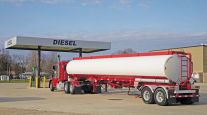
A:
[53,65,58,78]
[53,65,57,70]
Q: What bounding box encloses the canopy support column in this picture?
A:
[37,46,41,88]
[79,48,83,57]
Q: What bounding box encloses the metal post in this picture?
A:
[9,66,11,82]
[79,48,83,57]
[43,76,46,88]
[57,54,60,78]
[37,46,41,88]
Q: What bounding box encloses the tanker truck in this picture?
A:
[49,51,199,106]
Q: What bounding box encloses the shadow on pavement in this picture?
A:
[107,98,124,101]
[0,97,45,102]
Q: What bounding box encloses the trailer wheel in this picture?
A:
[154,88,168,106]
[180,98,194,105]
[64,82,70,94]
[141,87,155,104]
[49,81,54,92]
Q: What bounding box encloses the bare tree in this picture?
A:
[0,49,57,78]
[42,52,58,75]
[0,49,58,77]
[11,54,26,77]
[0,48,12,75]
[25,51,38,72]
[25,51,58,76]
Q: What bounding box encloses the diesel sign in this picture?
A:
[53,40,77,46]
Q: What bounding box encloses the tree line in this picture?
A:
[0,48,57,78]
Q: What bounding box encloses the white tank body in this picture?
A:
[66,55,182,83]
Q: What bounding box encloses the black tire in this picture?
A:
[180,98,194,105]
[141,87,155,104]
[49,81,54,92]
[82,85,93,93]
[64,82,70,94]
[96,85,102,94]
[154,88,168,106]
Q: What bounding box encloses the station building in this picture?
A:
[153,45,207,83]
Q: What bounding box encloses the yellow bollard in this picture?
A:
[35,76,38,88]
[43,76,46,88]
[29,76,32,87]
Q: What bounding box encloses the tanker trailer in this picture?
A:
[50,51,199,106]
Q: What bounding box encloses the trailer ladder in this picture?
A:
[180,56,189,83]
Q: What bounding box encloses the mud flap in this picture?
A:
[168,97,176,104]
[191,97,199,103]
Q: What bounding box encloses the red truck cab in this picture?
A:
[49,61,69,91]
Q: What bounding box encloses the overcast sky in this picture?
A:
[0,0,207,59]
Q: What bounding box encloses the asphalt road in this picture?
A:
[0,83,206,115]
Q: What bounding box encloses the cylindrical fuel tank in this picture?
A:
[66,55,182,83]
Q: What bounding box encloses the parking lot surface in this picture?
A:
[0,83,207,115]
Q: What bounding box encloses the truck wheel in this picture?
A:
[141,87,155,104]
[50,82,54,92]
[82,85,93,93]
[154,88,168,106]
[96,85,102,94]
[180,98,194,105]
[64,82,70,94]
[70,84,75,94]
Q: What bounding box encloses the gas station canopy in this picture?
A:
[5,36,111,53]
[4,36,111,88]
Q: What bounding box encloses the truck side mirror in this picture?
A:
[53,66,56,70]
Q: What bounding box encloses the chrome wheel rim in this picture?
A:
[156,91,164,103]
[143,90,150,101]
